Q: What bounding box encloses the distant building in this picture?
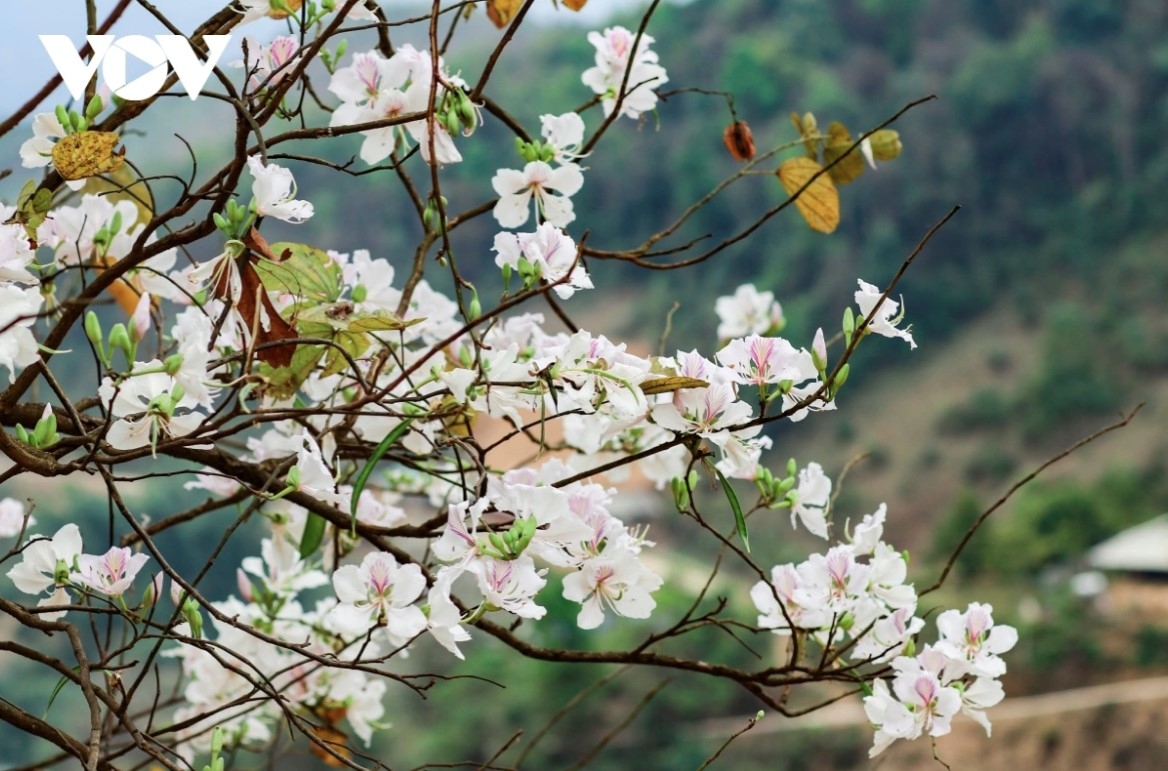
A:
[1085,515,1168,616]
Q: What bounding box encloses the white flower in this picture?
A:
[6,523,83,620]
[714,284,784,340]
[864,671,962,757]
[98,366,204,451]
[19,113,66,169]
[247,155,314,223]
[328,47,463,166]
[540,112,586,164]
[492,223,592,298]
[581,26,669,120]
[492,161,584,229]
[0,498,34,538]
[0,206,39,284]
[0,285,43,383]
[855,279,916,349]
[716,335,813,388]
[237,35,300,91]
[788,462,831,539]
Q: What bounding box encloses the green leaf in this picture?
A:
[259,344,326,401]
[320,329,372,378]
[299,513,327,559]
[712,464,750,552]
[254,242,341,303]
[348,311,424,333]
[349,419,414,535]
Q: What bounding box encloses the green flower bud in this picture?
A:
[671,476,690,511]
[108,322,134,364]
[32,410,58,449]
[85,95,104,119]
[351,284,367,303]
[55,104,70,131]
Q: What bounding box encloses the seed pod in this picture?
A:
[722,120,756,162]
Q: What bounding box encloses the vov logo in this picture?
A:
[40,35,233,101]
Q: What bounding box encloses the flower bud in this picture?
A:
[671,476,690,511]
[236,568,254,603]
[722,120,756,162]
[811,327,827,372]
[84,94,104,120]
[55,104,71,132]
[867,129,902,161]
[108,322,134,364]
[86,314,110,367]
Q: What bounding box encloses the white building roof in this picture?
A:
[1086,514,1168,573]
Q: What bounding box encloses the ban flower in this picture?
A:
[71,546,149,598]
[561,548,663,629]
[934,602,1018,678]
[855,279,916,349]
[7,523,83,620]
[327,551,428,648]
[581,26,669,120]
[492,161,584,229]
[248,155,314,223]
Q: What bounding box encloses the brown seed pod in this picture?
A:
[722,120,756,162]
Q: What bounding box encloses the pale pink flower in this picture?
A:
[71,546,149,598]
[581,26,669,119]
[326,552,427,648]
[935,602,1018,678]
[561,548,662,629]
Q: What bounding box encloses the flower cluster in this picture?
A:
[581,26,669,119]
[0,19,1015,767]
[6,524,150,619]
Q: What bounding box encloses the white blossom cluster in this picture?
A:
[0,11,1010,763]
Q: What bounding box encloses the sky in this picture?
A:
[0,0,680,111]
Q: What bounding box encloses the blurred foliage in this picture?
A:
[933,465,1168,580]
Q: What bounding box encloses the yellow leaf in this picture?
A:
[562,0,589,9]
[790,111,820,159]
[487,0,524,27]
[640,376,710,395]
[822,121,865,186]
[50,131,124,181]
[867,129,903,161]
[776,157,840,234]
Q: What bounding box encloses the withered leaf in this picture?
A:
[640,376,711,395]
[487,0,524,27]
[776,157,840,234]
[50,131,124,181]
[822,121,866,186]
